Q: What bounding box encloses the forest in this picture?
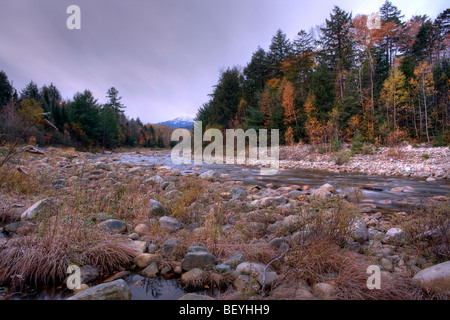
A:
[196,1,450,147]
[0,78,172,150]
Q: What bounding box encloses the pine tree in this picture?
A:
[268,29,293,77]
[0,70,13,108]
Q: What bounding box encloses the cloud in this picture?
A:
[0,0,447,123]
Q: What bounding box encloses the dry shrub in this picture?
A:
[159,176,207,224]
[277,240,417,300]
[0,210,136,287]
[401,200,450,264]
[0,166,44,195]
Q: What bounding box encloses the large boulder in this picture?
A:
[67,279,132,300]
[21,198,55,220]
[413,261,450,293]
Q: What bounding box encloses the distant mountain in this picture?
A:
[156,116,195,130]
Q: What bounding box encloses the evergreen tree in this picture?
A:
[20,80,40,102]
[268,29,294,77]
[68,90,101,145]
[106,87,125,114]
[0,70,13,108]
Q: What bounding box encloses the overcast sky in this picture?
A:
[0,0,447,123]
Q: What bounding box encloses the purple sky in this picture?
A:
[0,0,447,123]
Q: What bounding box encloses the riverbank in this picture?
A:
[279,144,450,179]
[0,146,449,300]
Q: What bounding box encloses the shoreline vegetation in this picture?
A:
[0,145,448,300]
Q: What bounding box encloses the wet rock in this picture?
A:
[149,199,167,216]
[413,261,450,293]
[98,219,127,234]
[20,198,55,220]
[178,293,215,300]
[181,251,217,271]
[67,279,131,300]
[426,177,436,182]
[311,283,336,300]
[159,216,182,232]
[141,262,159,278]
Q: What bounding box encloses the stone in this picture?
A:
[128,233,139,240]
[199,170,217,181]
[178,293,215,300]
[311,283,336,300]
[141,262,159,278]
[224,251,245,268]
[149,199,167,216]
[287,190,303,199]
[181,251,217,271]
[382,228,405,246]
[134,253,161,269]
[98,219,127,233]
[232,187,247,200]
[20,198,55,220]
[413,261,450,293]
[380,258,394,272]
[73,284,90,294]
[236,262,279,287]
[147,243,157,254]
[215,264,232,273]
[80,265,101,283]
[4,221,27,233]
[233,275,260,294]
[67,279,131,300]
[187,246,208,253]
[162,238,178,256]
[147,175,163,184]
[159,216,182,232]
[181,268,207,284]
[426,177,436,182]
[320,183,335,193]
[350,219,368,243]
[134,223,149,235]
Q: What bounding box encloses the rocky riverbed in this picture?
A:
[279,144,450,179]
[0,146,449,300]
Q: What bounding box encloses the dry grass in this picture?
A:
[401,200,450,264]
[276,240,418,300]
